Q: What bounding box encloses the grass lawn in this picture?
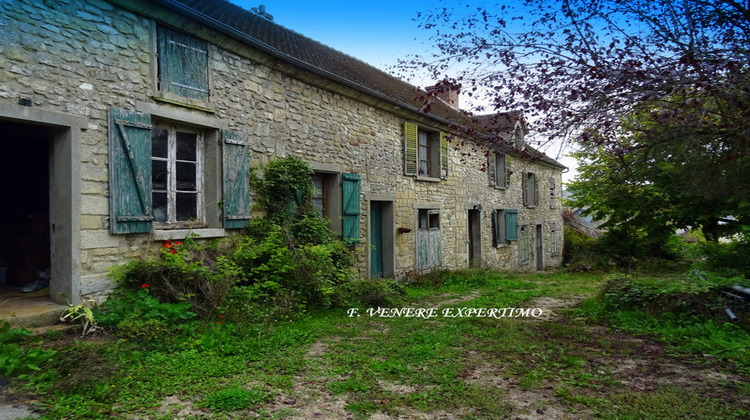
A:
[6,269,750,419]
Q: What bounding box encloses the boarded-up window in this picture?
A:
[157,26,209,100]
[222,130,251,229]
[522,172,538,207]
[518,224,531,263]
[417,209,441,271]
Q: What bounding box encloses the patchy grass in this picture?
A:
[5,269,750,419]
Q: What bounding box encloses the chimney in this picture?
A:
[426,81,460,110]
[251,5,274,20]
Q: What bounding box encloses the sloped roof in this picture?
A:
[153,0,564,168]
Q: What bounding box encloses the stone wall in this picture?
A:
[0,0,564,297]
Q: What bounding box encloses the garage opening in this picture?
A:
[0,121,51,295]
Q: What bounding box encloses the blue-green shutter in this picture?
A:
[109,107,153,234]
[404,122,418,176]
[342,173,361,245]
[505,209,518,241]
[222,130,251,229]
[157,26,209,100]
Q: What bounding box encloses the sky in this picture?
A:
[227,1,579,182]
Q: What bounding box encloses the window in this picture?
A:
[157,26,209,101]
[550,222,560,255]
[518,224,531,263]
[488,152,508,189]
[108,107,250,234]
[417,209,441,270]
[491,209,518,247]
[311,173,327,218]
[151,126,203,225]
[404,122,448,179]
[522,172,538,207]
[549,177,557,208]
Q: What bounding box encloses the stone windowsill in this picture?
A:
[154,228,226,241]
[416,175,441,183]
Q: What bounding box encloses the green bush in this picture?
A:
[96,287,196,330]
[562,227,603,269]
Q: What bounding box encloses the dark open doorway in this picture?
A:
[0,121,51,294]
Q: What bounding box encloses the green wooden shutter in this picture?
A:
[404,122,418,176]
[488,152,496,187]
[505,209,518,241]
[157,26,209,100]
[222,130,251,229]
[341,173,361,245]
[109,107,153,234]
[491,209,499,247]
[440,131,448,179]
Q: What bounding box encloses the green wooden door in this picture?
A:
[370,202,384,277]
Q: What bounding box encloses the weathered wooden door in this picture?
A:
[468,209,481,267]
[536,224,544,270]
[417,210,441,271]
[370,202,384,278]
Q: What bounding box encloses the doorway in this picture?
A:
[536,224,544,270]
[369,201,394,278]
[0,122,51,294]
[468,209,481,267]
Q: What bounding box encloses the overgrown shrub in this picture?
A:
[599,272,750,323]
[562,227,603,270]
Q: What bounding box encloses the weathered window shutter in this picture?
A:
[522,172,528,205]
[109,108,153,234]
[439,131,448,179]
[341,173,361,245]
[498,154,508,188]
[488,153,496,187]
[505,209,518,241]
[491,209,499,247]
[222,130,251,229]
[157,26,209,100]
[529,173,537,206]
[404,122,418,176]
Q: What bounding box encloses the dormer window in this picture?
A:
[157,26,209,101]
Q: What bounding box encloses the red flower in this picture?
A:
[163,243,172,248]
[141,284,149,288]
[169,249,177,254]
[217,321,223,324]
[218,315,224,318]
[173,241,182,246]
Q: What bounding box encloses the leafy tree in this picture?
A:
[402,0,750,149]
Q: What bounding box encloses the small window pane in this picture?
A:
[152,128,168,158]
[176,193,197,221]
[311,174,324,216]
[429,213,440,229]
[152,160,168,191]
[176,132,197,161]
[153,192,168,223]
[418,210,428,230]
[176,162,196,191]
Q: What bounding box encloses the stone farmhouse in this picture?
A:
[0,0,565,304]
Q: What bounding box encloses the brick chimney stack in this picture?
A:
[426,82,460,110]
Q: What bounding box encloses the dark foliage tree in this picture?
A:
[404,0,750,243]
[402,0,750,147]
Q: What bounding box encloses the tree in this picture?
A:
[403,0,750,244]
[402,0,750,148]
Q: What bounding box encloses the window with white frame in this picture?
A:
[151,125,204,225]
